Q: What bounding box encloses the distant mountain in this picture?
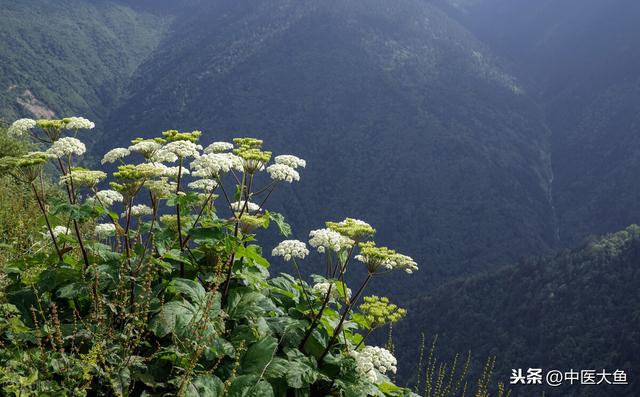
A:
[104,0,558,297]
[437,0,640,246]
[0,0,168,133]
[395,225,640,396]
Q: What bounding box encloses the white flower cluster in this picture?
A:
[391,253,419,274]
[188,179,218,191]
[308,228,353,253]
[312,281,351,301]
[8,118,36,136]
[101,147,131,164]
[95,190,124,207]
[275,154,306,169]
[65,117,95,130]
[60,169,106,187]
[95,223,116,238]
[191,153,243,178]
[149,149,178,163]
[354,253,419,274]
[145,178,176,198]
[47,137,86,157]
[162,165,190,178]
[51,225,70,238]
[350,346,397,383]
[272,240,309,261]
[163,140,202,158]
[204,141,234,154]
[129,141,162,157]
[230,201,260,213]
[129,204,153,217]
[266,163,300,183]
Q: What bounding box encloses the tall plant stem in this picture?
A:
[175,158,185,276]
[355,328,375,350]
[292,260,315,317]
[299,283,334,350]
[57,158,89,270]
[181,189,217,248]
[319,274,372,362]
[221,172,247,305]
[31,183,63,261]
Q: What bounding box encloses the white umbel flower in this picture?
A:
[129,140,162,157]
[129,204,153,217]
[149,148,178,163]
[8,118,36,136]
[162,166,190,178]
[312,281,351,301]
[191,153,243,178]
[64,117,95,130]
[188,179,218,191]
[51,226,70,238]
[47,137,86,157]
[272,240,309,261]
[163,140,202,158]
[391,253,419,274]
[275,155,306,169]
[230,201,260,213]
[308,228,354,254]
[95,190,124,207]
[267,163,300,183]
[204,141,234,154]
[350,346,397,384]
[101,148,130,164]
[95,223,116,238]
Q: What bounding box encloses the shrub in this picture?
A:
[0,117,419,396]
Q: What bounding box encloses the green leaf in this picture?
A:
[109,366,131,397]
[169,278,206,302]
[284,349,318,389]
[227,375,274,397]
[266,211,291,237]
[241,336,278,374]
[57,282,88,299]
[149,300,197,337]
[189,226,224,242]
[183,374,224,397]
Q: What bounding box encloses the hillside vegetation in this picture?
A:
[0,0,168,131]
[395,226,640,396]
[0,117,433,396]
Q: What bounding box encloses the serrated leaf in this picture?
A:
[266,211,291,237]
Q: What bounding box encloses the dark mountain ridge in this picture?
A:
[394,224,640,396]
[104,0,558,297]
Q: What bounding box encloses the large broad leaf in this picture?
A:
[263,357,289,380]
[57,282,88,299]
[226,288,271,320]
[227,375,274,397]
[189,226,224,243]
[284,349,318,389]
[149,300,197,338]
[241,336,278,375]
[183,374,224,397]
[169,278,206,302]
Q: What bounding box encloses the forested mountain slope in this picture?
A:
[437,0,640,246]
[0,0,169,135]
[104,0,558,296]
[395,225,640,396]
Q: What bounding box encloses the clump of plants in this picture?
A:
[0,117,419,396]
